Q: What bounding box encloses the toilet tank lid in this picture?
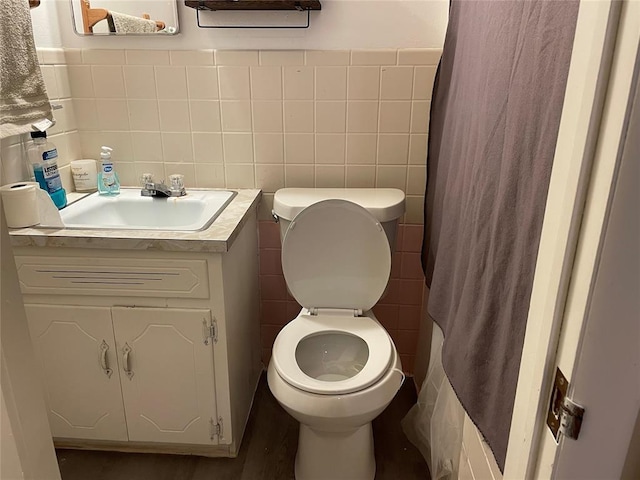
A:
[273,188,406,222]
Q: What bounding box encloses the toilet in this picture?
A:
[267,188,406,480]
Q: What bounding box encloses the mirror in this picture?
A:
[71,0,179,35]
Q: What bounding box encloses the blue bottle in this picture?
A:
[97,146,120,195]
[28,131,67,209]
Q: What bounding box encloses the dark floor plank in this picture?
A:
[57,373,429,480]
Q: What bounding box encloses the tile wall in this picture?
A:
[3,47,439,373]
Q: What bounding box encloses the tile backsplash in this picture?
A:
[1,47,438,373]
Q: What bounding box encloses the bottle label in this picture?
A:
[42,161,63,193]
[103,163,113,174]
[42,148,58,161]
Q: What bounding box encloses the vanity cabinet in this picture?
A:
[13,208,262,457]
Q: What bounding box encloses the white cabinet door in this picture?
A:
[25,305,128,441]
[112,307,218,445]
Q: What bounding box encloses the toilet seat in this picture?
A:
[281,199,391,312]
[274,199,394,395]
[272,312,393,395]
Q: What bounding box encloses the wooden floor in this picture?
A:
[56,374,430,480]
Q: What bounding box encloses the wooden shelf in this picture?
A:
[184,0,321,11]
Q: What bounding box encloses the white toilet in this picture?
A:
[267,188,407,480]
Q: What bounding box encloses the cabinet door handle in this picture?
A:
[122,343,134,380]
[99,340,113,378]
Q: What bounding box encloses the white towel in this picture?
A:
[0,0,53,139]
[110,12,157,34]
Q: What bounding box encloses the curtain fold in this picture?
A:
[419,0,579,470]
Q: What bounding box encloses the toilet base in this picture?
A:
[294,423,375,480]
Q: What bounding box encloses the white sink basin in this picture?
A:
[61,188,237,231]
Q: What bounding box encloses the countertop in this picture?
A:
[9,189,262,253]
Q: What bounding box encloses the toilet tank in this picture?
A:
[272,188,406,251]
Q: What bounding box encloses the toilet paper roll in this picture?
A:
[0,182,39,228]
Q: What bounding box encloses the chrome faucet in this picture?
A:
[140,174,186,197]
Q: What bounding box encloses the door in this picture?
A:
[504,1,639,477]
[111,306,218,445]
[25,305,128,441]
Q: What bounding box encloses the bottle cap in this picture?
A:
[100,146,113,160]
[30,131,47,138]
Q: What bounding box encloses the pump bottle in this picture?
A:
[97,146,120,195]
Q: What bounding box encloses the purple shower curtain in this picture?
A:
[422,0,579,470]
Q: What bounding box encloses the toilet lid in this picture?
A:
[272,313,393,394]
[281,199,391,312]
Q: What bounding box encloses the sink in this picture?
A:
[60,188,237,231]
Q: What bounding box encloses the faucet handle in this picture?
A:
[140,173,154,188]
[169,174,185,195]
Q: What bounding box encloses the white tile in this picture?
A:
[406,166,426,195]
[316,67,347,100]
[315,102,346,133]
[67,66,95,98]
[305,50,350,66]
[162,132,194,163]
[379,102,411,133]
[79,131,103,158]
[398,49,442,66]
[347,101,378,133]
[57,99,77,132]
[73,99,99,131]
[254,134,284,164]
[64,49,83,65]
[252,101,283,133]
[195,164,225,188]
[66,131,82,162]
[216,50,259,66]
[284,133,314,164]
[346,134,377,165]
[82,49,125,65]
[250,67,282,100]
[54,66,72,98]
[39,48,66,65]
[99,131,133,162]
[187,67,219,100]
[284,101,314,133]
[258,193,275,220]
[92,65,125,98]
[411,101,431,134]
[218,66,250,99]
[220,101,252,132]
[260,51,304,66]
[351,50,397,66]
[125,50,170,65]
[316,134,345,164]
[115,162,137,187]
[158,100,191,132]
[155,66,188,100]
[192,132,223,163]
[127,100,160,131]
[315,165,344,187]
[378,134,409,165]
[189,101,221,132]
[223,133,253,163]
[409,134,428,165]
[376,165,406,189]
[285,165,314,187]
[123,66,157,99]
[96,99,130,130]
[255,164,285,193]
[134,162,165,183]
[284,67,314,100]
[131,132,163,162]
[346,165,376,188]
[170,50,214,66]
[348,67,380,100]
[225,164,255,188]
[380,66,413,100]
[413,66,437,100]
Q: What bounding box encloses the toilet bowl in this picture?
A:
[267,189,406,480]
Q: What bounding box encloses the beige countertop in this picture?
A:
[9,189,262,253]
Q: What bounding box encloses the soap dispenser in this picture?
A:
[97,146,120,195]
